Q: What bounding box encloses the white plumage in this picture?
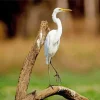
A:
[45,30,60,64]
[44,8,72,65]
[44,8,72,84]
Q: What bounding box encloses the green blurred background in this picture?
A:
[0,0,100,100]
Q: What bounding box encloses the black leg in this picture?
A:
[48,64,51,85]
[48,64,53,89]
[50,60,61,84]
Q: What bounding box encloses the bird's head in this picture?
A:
[54,7,72,13]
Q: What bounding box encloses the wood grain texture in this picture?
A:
[22,86,89,100]
[15,21,49,100]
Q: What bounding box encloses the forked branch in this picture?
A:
[15,21,89,100]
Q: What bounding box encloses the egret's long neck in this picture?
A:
[52,12,62,38]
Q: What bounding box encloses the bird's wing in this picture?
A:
[44,30,56,56]
[44,31,52,64]
[44,30,60,64]
[44,33,50,57]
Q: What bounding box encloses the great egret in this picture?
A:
[44,8,72,85]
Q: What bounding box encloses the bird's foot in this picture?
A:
[54,72,61,84]
[48,84,54,89]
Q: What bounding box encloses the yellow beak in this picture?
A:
[61,8,72,12]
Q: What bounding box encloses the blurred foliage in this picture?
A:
[0,0,99,38]
[0,1,100,99]
[0,37,100,74]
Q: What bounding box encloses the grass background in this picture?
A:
[0,70,100,100]
[0,37,100,100]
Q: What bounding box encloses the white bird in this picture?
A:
[44,8,72,85]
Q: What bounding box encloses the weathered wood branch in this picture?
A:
[15,21,89,100]
[22,86,89,100]
[15,21,50,100]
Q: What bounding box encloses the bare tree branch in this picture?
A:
[22,86,89,100]
[15,21,50,100]
[15,21,88,100]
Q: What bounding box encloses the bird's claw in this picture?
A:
[48,84,54,89]
[54,73,61,84]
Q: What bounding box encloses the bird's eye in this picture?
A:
[59,8,61,10]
